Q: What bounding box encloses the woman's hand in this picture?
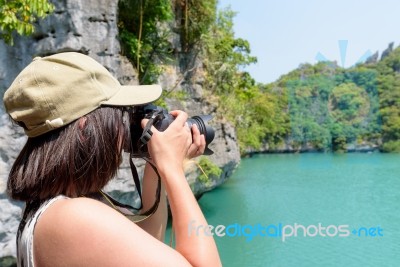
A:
[141,110,192,172]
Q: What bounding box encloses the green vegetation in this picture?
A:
[197,156,222,186]
[374,48,400,151]
[118,0,218,84]
[118,0,174,84]
[0,0,54,45]
[179,0,217,53]
[263,46,400,153]
[279,63,382,152]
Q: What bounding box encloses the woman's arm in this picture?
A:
[144,110,221,266]
[137,120,207,242]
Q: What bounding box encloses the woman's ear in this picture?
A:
[78,117,87,141]
[78,117,87,130]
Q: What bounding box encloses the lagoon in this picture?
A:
[196,153,400,267]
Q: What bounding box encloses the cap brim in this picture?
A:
[102,85,162,106]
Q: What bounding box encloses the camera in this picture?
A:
[128,104,215,157]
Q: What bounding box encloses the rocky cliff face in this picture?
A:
[0,0,240,257]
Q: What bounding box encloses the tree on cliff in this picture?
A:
[0,0,53,45]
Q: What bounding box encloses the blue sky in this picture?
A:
[218,0,400,84]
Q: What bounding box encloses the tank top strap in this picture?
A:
[17,195,68,267]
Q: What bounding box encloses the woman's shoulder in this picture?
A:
[33,196,190,266]
[35,196,126,232]
[34,197,138,265]
[37,196,120,222]
[33,197,129,265]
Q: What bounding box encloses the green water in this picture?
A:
[195,153,400,267]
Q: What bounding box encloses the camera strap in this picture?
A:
[99,157,161,223]
[90,108,167,223]
[138,109,164,154]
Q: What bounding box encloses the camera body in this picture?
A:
[128,104,215,157]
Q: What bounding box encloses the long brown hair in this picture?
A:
[7,107,128,201]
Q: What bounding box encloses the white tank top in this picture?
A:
[17,195,68,267]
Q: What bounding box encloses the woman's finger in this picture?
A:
[187,124,206,158]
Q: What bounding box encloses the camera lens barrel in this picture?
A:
[187,115,215,145]
[153,113,215,155]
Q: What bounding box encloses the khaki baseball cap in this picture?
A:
[3,52,162,137]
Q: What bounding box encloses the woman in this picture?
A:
[3,52,221,266]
